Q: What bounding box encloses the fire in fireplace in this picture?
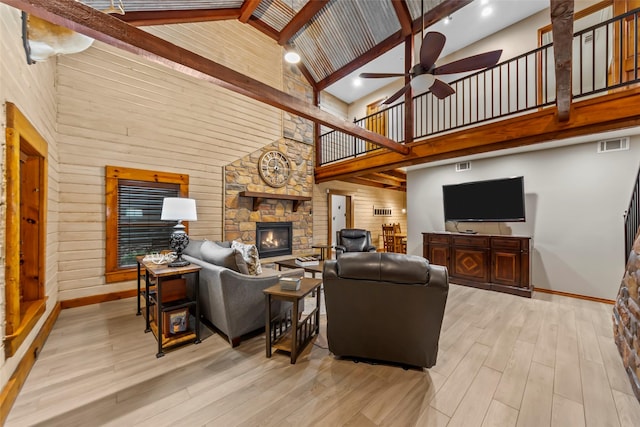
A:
[256,222,292,258]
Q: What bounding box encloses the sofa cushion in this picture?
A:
[183,239,205,258]
[200,240,248,274]
[232,241,262,275]
[214,240,232,248]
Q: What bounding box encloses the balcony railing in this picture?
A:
[319,8,640,166]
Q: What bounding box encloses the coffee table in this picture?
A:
[264,277,322,364]
[275,258,324,278]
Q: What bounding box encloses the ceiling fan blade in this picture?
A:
[429,79,455,99]
[383,83,411,105]
[360,72,409,79]
[432,50,503,75]
[420,31,446,71]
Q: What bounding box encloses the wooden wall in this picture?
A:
[0,4,58,389]
[55,20,283,300]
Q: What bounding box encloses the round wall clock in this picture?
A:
[258,150,291,188]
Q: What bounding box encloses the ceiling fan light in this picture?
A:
[284,49,301,64]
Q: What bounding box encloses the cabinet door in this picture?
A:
[451,248,489,282]
[491,250,521,286]
[428,244,449,268]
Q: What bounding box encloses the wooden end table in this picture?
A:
[264,278,322,364]
[139,258,202,358]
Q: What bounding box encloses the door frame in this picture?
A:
[327,189,354,254]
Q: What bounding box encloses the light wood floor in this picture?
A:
[6,284,640,426]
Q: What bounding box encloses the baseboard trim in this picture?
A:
[0,302,61,425]
[60,289,137,309]
[534,287,615,305]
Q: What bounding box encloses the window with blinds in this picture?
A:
[105,166,189,283]
[117,180,179,268]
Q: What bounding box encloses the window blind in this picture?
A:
[117,179,179,268]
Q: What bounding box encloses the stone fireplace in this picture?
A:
[256,222,292,257]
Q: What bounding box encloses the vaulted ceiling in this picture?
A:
[80,0,472,93]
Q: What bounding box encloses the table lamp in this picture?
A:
[161,197,197,267]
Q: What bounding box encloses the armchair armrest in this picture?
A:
[335,244,347,254]
[365,245,377,252]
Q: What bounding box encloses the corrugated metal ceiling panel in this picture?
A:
[295,0,400,82]
[80,1,243,12]
[253,0,310,32]
[405,0,448,21]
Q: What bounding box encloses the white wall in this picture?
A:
[407,138,640,300]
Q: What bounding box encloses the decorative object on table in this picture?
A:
[280,276,301,291]
[161,197,197,267]
[295,256,319,266]
[143,252,177,265]
[164,307,189,336]
[258,150,291,188]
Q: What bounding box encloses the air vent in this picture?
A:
[373,207,392,216]
[583,33,593,44]
[456,161,471,172]
[597,137,629,153]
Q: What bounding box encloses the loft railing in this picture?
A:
[624,166,640,261]
[319,8,640,166]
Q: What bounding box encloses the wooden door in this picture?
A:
[611,0,640,85]
[365,100,386,151]
[20,151,43,302]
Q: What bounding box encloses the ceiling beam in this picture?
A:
[550,0,574,122]
[341,177,406,192]
[6,0,409,155]
[247,17,279,41]
[391,0,413,37]
[360,174,406,187]
[115,8,240,26]
[315,88,640,182]
[412,0,473,34]
[238,0,261,23]
[278,0,329,45]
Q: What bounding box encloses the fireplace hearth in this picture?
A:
[256,222,292,258]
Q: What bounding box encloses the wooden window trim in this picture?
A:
[4,103,48,358]
[105,166,189,283]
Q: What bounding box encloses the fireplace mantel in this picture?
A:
[239,191,312,212]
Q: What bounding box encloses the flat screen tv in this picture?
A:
[442,176,526,222]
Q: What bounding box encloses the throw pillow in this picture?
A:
[201,240,245,273]
[231,241,262,275]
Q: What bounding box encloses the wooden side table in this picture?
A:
[141,260,202,357]
[264,278,322,364]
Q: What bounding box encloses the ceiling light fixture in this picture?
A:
[353,77,362,87]
[284,0,300,64]
[284,46,301,64]
[482,6,493,17]
[444,15,452,25]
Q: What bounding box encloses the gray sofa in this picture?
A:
[322,252,449,368]
[183,239,304,347]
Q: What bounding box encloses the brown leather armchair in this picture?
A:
[334,229,377,257]
[322,252,449,368]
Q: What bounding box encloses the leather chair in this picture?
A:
[322,252,449,368]
[335,229,377,257]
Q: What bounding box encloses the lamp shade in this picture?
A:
[161,197,197,221]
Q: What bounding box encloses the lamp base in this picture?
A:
[168,258,190,268]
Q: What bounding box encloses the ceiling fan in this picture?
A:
[360,8,502,105]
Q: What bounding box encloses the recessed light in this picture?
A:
[481,6,493,17]
[444,16,452,25]
[353,78,362,87]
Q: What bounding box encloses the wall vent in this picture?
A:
[455,161,471,172]
[583,33,594,44]
[597,137,629,153]
[373,207,392,216]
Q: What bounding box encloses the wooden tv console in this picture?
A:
[423,232,532,298]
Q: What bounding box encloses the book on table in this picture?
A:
[280,276,301,291]
[295,256,319,266]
